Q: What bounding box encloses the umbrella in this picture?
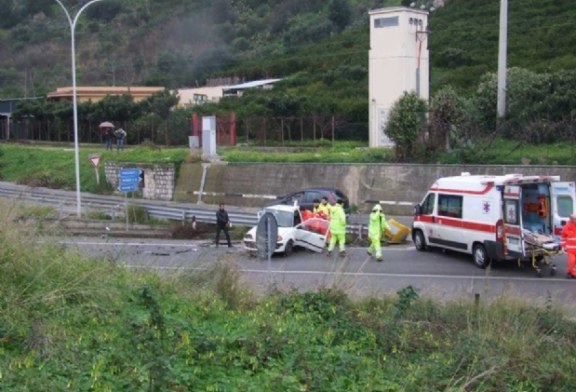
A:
[99,121,114,128]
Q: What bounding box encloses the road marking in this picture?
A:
[118,264,572,283]
[218,269,573,282]
[56,240,569,283]
[57,240,415,251]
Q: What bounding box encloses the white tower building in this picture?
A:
[368,7,429,147]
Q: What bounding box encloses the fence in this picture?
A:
[3,115,368,146]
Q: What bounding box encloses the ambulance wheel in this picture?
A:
[472,244,490,269]
[283,240,294,257]
[413,230,427,251]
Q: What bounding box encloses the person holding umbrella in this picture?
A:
[103,128,113,150]
[99,122,114,150]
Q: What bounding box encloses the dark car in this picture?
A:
[266,188,350,213]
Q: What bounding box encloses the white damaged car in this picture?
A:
[243,205,329,257]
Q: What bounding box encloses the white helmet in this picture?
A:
[372,204,382,212]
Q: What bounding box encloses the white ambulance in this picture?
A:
[412,173,576,268]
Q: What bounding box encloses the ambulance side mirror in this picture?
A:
[414,204,422,216]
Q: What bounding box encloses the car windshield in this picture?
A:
[263,208,295,227]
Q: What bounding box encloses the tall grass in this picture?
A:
[1,201,576,391]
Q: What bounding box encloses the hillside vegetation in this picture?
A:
[1,0,574,97]
[2,0,576,164]
[1,200,576,391]
[430,0,576,94]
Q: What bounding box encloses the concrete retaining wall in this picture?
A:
[173,162,576,214]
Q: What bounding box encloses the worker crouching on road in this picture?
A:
[367,204,390,262]
[561,213,576,279]
[327,199,347,257]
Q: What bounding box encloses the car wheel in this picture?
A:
[284,240,294,257]
[473,244,490,269]
[413,230,427,251]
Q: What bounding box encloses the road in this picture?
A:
[58,236,576,313]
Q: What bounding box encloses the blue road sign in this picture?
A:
[118,168,142,192]
[118,183,139,192]
[119,176,140,184]
[120,168,142,177]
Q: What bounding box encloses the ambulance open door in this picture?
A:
[550,182,576,242]
[503,184,525,256]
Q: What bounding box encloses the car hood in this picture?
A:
[245,226,294,237]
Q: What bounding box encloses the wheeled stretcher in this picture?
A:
[521,231,561,277]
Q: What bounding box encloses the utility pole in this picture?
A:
[497,0,508,120]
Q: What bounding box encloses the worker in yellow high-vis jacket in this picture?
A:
[327,199,347,257]
[367,204,390,262]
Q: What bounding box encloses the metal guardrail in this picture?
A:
[0,182,408,237]
[0,181,259,227]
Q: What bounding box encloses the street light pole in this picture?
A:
[54,0,105,217]
[497,0,508,120]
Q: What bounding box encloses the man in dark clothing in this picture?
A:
[103,129,113,150]
[215,203,232,247]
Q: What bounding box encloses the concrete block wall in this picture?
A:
[173,162,576,215]
[105,162,175,201]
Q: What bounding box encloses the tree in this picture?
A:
[93,95,137,124]
[211,0,236,24]
[473,67,576,142]
[139,90,179,119]
[328,0,351,32]
[384,92,427,162]
[429,86,468,152]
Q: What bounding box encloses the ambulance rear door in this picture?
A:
[503,184,525,256]
[550,182,576,242]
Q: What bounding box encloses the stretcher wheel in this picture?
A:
[535,268,542,278]
[550,266,557,276]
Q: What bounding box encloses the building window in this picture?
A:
[193,94,207,103]
[374,16,399,28]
